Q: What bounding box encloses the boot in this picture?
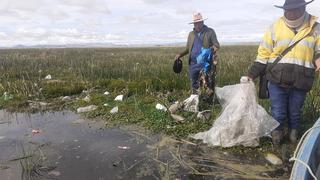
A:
[289,129,298,144]
[271,130,283,147]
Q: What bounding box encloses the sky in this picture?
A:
[0,0,320,47]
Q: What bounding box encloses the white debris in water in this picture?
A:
[48,171,61,177]
[156,103,167,111]
[0,136,5,140]
[114,95,124,101]
[44,75,52,80]
[83,95,90,102]
[77,105,98,113]
[104,91,110,95]
[265,153,283,165]
[110,106,119,114]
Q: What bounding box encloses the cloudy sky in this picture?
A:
[0,0,320,47]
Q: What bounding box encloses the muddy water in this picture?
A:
[0,110,288,180]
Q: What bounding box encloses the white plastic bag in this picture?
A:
[44,75,52,80]
[193,82,279,147]
[156,103,167,112]
[110,106,119,114]
[183,94,199,112]
[77,105,98,113]
[114,95,124,101]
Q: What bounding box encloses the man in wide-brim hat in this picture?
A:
[175,12,220,102]
[244,0,320,146]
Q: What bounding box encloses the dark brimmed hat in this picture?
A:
[173,58,183,74]
[274,0,314,10]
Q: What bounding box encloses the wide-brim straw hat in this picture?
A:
[274,0,314,10]
[189,12,208,24]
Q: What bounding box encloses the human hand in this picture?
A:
[175,54,181,60]
[315,58,320,72]
[240,76,252,83]
[211,46,218,53]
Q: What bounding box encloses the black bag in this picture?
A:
[173,58,183,73]
[259,74,269,99]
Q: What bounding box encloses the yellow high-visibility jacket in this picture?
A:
[249,15,320,91]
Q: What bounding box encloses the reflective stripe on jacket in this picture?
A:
[249,15,320,91]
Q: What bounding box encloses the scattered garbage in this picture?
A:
[169,102,183,114]
[28,101,49,109]
[118,146,130,150]
[113,160,122,167]
[193,82,279,147]
[110,106,119,114]
[104,91,110,95]
[171,114,185,122]
[82,89,89,94]
[197,110,211,120]
[103,103,110,107]
[3,92,13,101]
[61,96,71,101]
[83,95,91,102]
[166,125,176,129]
[32,129,42,135]
[114,95,124,101]
[39,102,48,106]
[44,75,52,80]
[48,170,61,177]
[77,105,98,113]
[183,94,199,112]
[156,103,167,112]
[265,153,283,165]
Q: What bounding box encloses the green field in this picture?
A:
[0,46,319,137]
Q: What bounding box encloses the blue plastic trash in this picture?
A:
[196,47,213,74]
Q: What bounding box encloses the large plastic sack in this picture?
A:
[193,81,279,147]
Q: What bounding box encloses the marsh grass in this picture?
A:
[0,46,319,136]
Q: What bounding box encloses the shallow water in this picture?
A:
[0,110,288,180]
[0,110,156,180]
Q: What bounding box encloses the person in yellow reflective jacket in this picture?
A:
[245,0,320,146]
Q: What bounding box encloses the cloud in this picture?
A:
[0,32,7,37]
[0,0,320,47]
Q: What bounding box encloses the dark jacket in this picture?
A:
[179,25,220,64]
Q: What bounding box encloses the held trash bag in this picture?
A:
[259,74,269,99]
[173,58,183,74]
[193,81,279,147]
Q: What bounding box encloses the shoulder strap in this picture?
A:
[268,22,318,71]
